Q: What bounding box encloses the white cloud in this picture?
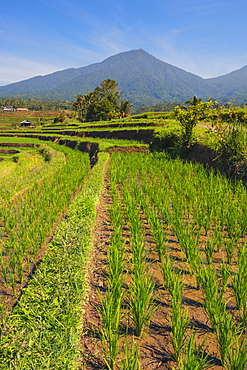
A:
[90,28,130,56]
[0,55,62,85]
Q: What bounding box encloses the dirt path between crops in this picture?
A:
[80,156,226,369]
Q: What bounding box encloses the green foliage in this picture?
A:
[0,144,90,300]
[37,116,46,125]
[232,244,247,323]
[98,289,124,369]
[170,275,190,362]
[218,108,247,123]
[97,98,117,121]
[0,97,73,111]
[73,79,131,122]
[208,106,247,125]
[120,335,141,370]
[225,338,247,370]
[0,152,108,369]
[142,100,247,178]
[97,193,125,369]
[149,132,181,155]
[212,120,247,177]
[179,331,212,369]
[174,96,217,148]
[131,111,174,119]
[38,144,53,162]
[133,102,178,114]
[129,275,157,337]
[53,110,74,123]
[109,152,247,367]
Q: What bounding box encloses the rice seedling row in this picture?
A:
[0,152,109,369]
[94,152,247,370]
[84,161,160,369]
[1,146,247,369]
[0,142,90,312]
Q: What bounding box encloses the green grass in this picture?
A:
[0,145,65,201]
[108,152,247,366]
[0,152,109,369]
[0,143,91,305]
[0,115,55,129]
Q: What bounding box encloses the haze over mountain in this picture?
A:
[1,49,247,108]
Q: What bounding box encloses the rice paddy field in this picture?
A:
[0,113,246,369]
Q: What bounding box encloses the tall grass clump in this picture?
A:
[225,338,247,370]
[98,289,124,370]
[179,331,212,369]
[170,275,189,362]
[232,243,247,325]
[120,334,141,370]
[129,273,157,337]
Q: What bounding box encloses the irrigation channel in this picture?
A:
[81,152,247,370]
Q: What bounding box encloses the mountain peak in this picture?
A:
[0,49,247,107]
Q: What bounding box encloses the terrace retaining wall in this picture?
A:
[3,134,99,167]
[42,129,154,144]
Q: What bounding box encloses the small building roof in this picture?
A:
[3,106,14,111]
[20,120,32,123]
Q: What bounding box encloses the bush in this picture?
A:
[38,145,53,162]
[219,109,247,124]
[209,108,247,125]
[149,132,181,155]
[132,112,174,120]
[213,121,247,178]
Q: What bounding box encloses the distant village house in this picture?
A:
[2,106,30,112]
[2,106,14,112]
[16,108,29,112]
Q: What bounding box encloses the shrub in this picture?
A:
[149,132,181,155]
[174,97,217,148]
[213,121,247,177]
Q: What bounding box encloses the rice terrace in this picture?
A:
[0,97,247,370]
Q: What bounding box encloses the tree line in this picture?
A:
[0,98,73,111]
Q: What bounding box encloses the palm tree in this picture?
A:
[185,96,202,108]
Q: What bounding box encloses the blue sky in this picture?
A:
[1,0,247,86]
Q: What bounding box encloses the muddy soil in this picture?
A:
[0,149,20,154]
[0,143,36,148]
[107,146,149,154]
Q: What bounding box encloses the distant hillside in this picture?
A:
[1,49,247,107]
[205,65,247,103]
